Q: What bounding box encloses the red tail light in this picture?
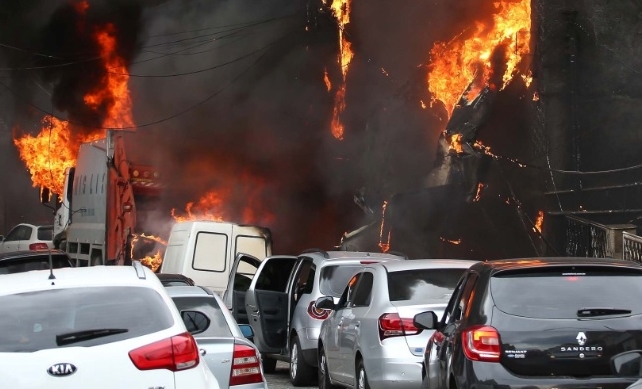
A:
[308,301,331,320]
[230,343,263,386]
[461,325,501,362]
[129,332,199,371]
[29,243,49,250]
[378,313,421,340]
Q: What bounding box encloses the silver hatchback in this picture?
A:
[317,259,478,389]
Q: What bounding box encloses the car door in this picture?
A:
[0,226,27,253]
[327,272,362,384]
[222,253,262,325]
[341,271,374,384]
[434,273,478,389]
[245,255,298,354]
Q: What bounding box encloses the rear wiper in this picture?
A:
[56,328,129,346]
[577,308,632,317]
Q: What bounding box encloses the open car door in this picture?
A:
[222,253,262,325]
[245,255,298,354]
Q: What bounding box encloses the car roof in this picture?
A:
[472,257,642,275]
[164,285,215,298]
[0,265,160,296]
[0,249,69,261]
[381,258,479,272]
[301,250,404,261]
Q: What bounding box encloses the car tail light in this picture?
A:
[29,243,49,250]
[378,313,421,340]
[129,332,199,371]
[230,343,263,386]
[360,260,379,264]
[307,301,331,320]
[461,325,501,362]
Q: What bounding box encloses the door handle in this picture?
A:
[200,349,207,356]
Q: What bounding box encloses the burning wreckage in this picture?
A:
[340,81,497,258]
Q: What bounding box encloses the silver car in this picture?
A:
[166,286,268,389]
[222,249,404,386]
[317,259,478,389]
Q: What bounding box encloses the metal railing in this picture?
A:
[623,232,642,263]
[565,216,636,259]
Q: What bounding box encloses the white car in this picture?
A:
[0,261,220,389]
[0,223,54,253]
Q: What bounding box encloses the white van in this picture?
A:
[159,221,273,295]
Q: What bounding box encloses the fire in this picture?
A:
[428,0,531,116]
[473,183,484,202]
[440,237,462,245]
[378,201,391,253]
[13,2,134,197]
[323,68,332,92]
[533,210,544,233]
[140,251,163,272]
[328,0,354,140]
[172,191,226,223]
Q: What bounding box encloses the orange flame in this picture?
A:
[140,251,163,272]
[533,210,544,233]
[323,68,332,92]
[171,191,226,223]
[378,200,391,253]
[13,5,134,196]
[428,0,531,116]
[440,237,462,245]
[328,0,353,140]
[473,183,484,202]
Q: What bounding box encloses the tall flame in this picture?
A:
[13,2,134,196]
[533,210,544,233]
[428,0,531,116]
[327,0,354,140]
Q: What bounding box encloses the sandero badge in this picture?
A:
[47,363,77,377]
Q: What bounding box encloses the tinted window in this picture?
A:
[320,265,363,297]
[0,254,72,274]
[162,280,192,287]
[491,268,642,319]
[192,232,228,272]
[172,296,232,337]
[37,226,53,241]
[0,287,174,352]
[338,273,362,308]
[388,268,466,303]
[352,272,373,307]
[255,258,297,292]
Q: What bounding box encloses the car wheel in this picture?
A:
[356,359,370,389]
[319,346,340,389]
[261,355,277,374]
[290,335,314,386]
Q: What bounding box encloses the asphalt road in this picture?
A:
[265,361,318,389]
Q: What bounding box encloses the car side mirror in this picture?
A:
[181,310,210,335]
[413,311,439,330]
[612,350,642,377]
[315,296,335,310]
[239,324,254,338]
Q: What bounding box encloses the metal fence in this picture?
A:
[623,231,642,263]
[565,216,636,259]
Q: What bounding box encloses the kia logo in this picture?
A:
[47,363,77,377]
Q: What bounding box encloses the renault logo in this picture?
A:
[576,332,587,346]
[47,363,77,377]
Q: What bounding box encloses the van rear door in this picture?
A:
[223,253,262,325]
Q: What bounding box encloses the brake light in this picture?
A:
[29,243,49,250]
[378,313,421,340]
[230,343,263,386]
[360,260,379,264]
[129,332,199,371]
[307,301,331,320]
[461,325,501,362]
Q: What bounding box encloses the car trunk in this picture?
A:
[196,338,234,389]
[391,301,447,356]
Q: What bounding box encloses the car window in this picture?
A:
[293,260,315,294]
[387,268,466,303]
[0,286,174,352]
[320,265,363,297]
[351,272,374,307]
[172,296,233,337]
[0,254,72,274]
[162,280,191,287]
[4,226,24,242]
[441,275,466,325]
[491,267,642,319]
[37,226,53,241]
[19,226,33,241]
[451,273,477,322]
[255,258,297,292]
[337,273,362,309]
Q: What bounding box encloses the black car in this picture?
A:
[414,257,642,389]
[0,250,73,274]
[156,273,196,287]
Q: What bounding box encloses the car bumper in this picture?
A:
[365,355,423,389]
[459,360,637,389]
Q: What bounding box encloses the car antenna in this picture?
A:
[48,249,56,281]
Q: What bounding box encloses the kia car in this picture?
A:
[414,257,642,389]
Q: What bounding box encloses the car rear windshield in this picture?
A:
[320,265,363,297]
[0,254,72,274]
[0,286,174,352]
[491,267,642,319]
[388,268,466,302]
[172,296,232,337]
[37,226,53,241]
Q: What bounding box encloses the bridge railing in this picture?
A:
[565,216,636,259]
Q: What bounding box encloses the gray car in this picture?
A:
[316,259,478,389]
[166,286,268,389]
[222,249,404,386]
